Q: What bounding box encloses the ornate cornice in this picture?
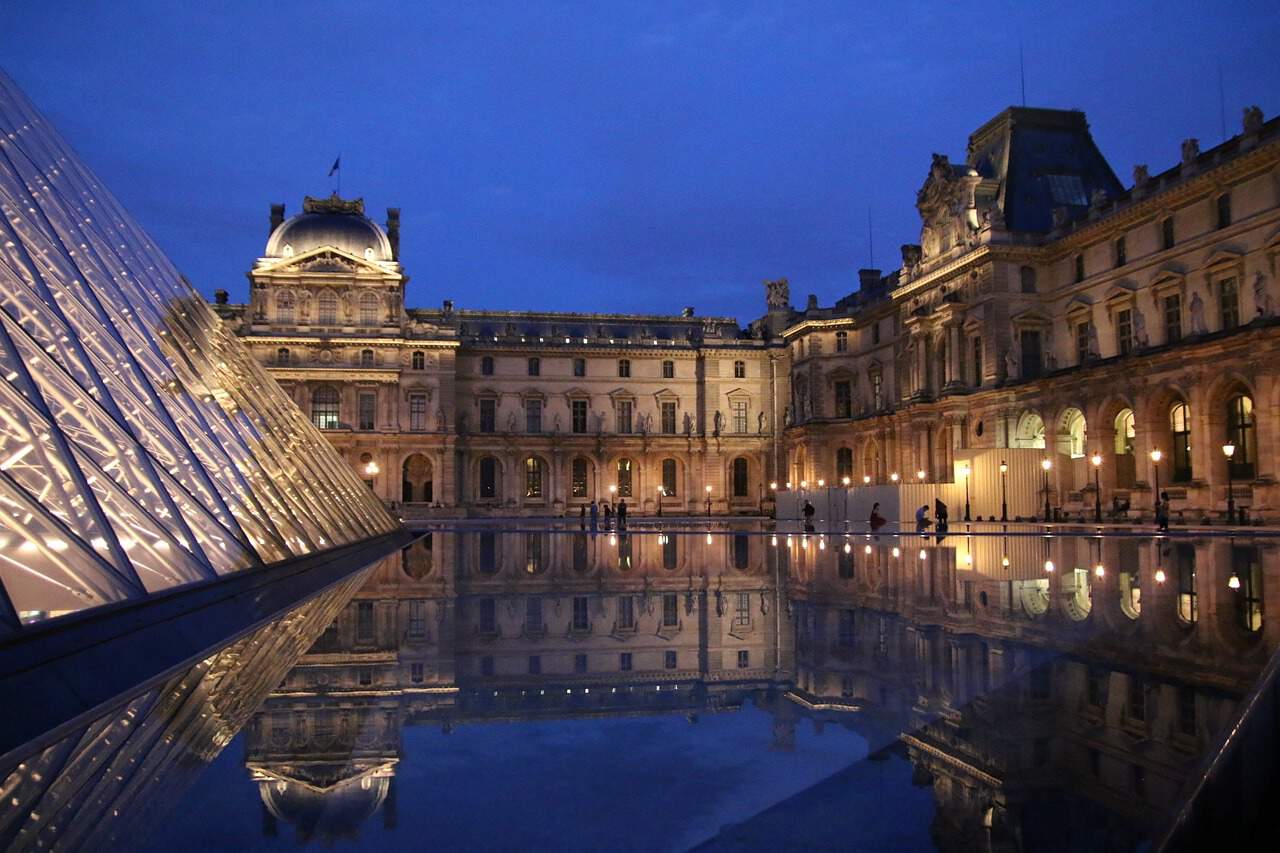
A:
[268,367,401,384]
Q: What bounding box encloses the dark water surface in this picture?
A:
[10,523,1278,852]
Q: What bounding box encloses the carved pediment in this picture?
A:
[257,245,393,276]
[1202,246,1246,272]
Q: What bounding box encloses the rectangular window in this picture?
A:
[665,651,677,670]
[834,381,852,418]
[571,399,588,433]
[871,372,884,410]
[660,401,677,434]
[527,357,540,376]
[618,359,630,377]
[408,600,427,638]
[358,667,372,686]
[409,393,428,431]
[835,331,848,352]
[662,536,678,569]
[1220,277,1239,329]
[1115,235,1127,267]
[662,458,677,496]
[356,601,374,642]
[1217,193,1231,229]
[1162,216,1175,250]
[572,596,589,631]
[573,358,586,377]
[1164,294,1183,344]
[971,336,982,385]
[735,592,750,627]
[479,398,496,433]
[358,392,375,430]
[1074,254,1085,283]
[526,597,543,632]
[1020,330,1043,377]
[1116,309,1133,355]
[838,609,855,647]
[525,460,543,498]
[620,652,633,672]
[575,653,588,674]
[1177,686,1196,736]
[731,400,748,433]
[737,650,750,669]
[525,399,542,433]
[871,322,881,345]
[1128,677,1146,722]
[410,662,424,683]
[616,400,632,434]
[572,460,588,498]
[662,593,678,627]
[1087,666,1109,708]
[617,596,635,630]
[662,360,674,378]
[734,360,746,378]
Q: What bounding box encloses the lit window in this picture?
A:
[311,386,340,429]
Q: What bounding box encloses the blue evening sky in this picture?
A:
[3,1,1278,321]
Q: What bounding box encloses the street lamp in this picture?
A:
[842,476,851,487]
[863,474,872,485]
[657,485,665,517]
[890,472,900,483]
[999,460,1008,522]
[958,462,971,522]
[1223,443,1236,521]
[705,484,713,517]
[363,460,380,477]
[1090,452,1103,523]
[916,469,926,482]
[1149,449,1162,512]
[817,478,825,488]
[1040,458,1052,522]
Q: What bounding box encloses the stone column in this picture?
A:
[945,323,963,388]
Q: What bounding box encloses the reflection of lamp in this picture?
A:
[1223,443,1237,521]
[891,546,900,558]
[999,460,1009,522]
[918,548,927,560]
[1040,458,1052,521]
[657,485,665,517]
[1090,452,1103,523]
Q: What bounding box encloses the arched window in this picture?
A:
[359,292,380,326]
[1012,411,1046,449]
[616,458,633,497]
[359,348,374,367]
[661,458,678,496]
[1227,394,1255,479]
[1062,409,1086,458]
[317,291,337,325]
[1234,545,1263,633]
[571,458,590,498]
[1171,403,1192,482]
[276,290,294,324]
[527,357,540,376]
[479,457,498,500]
[481,356,494,376]
[525,457,544,498]
[412,350,425,370]
[276,347,290,365]
[836,447,853,482]
[1113,408,1136,488]
[1175,544,1197,625]
[311,386,339,429]
[732,457,749,497]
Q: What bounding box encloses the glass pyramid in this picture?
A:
[0,71,399,630]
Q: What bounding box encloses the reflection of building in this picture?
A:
[215,196,788,517]
[783,106,1280,522]
[246,527,1278,846]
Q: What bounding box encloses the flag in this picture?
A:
[328,155,340,177]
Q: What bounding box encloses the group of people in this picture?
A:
[915,499,950,533]
[580,499,627,531]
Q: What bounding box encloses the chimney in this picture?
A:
[442,298,454,316]
[214,289,229,305]
[682,306,695,318]
[269,203,285,236]
[386,208,401,260]
[858,268,882,291]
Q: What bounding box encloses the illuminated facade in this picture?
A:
[0,73,398,628]
[784,105,1280,522]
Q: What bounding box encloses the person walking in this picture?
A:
[934,498,949,533]
[803,500,816,532]
[869,502,887,530]
[1156,491,1170,532]
[617,498,628,530]
[589,500,599,531]
[603,502,613,530]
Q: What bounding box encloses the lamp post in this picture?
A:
[1090,452,1103,524]
[863,474,871,485]
[890,472,900,483]
[1041,458,1052,522]
[705,484,713,517]
[1149,449,1162,513]
[999,460,1008,522]
[959,462,971,522]
[657,485,665,517]
[916,469,926,482]
[768,481,778,518]
[1223,443,1236,521]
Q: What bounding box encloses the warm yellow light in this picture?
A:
[771,534,778,546]
[800,480,808,489]
[609,484,617,494]
[958,464,970,478]
[863,475,871,484]
[1041,459,1052,471]
[999,461,1008,474]
[786,481,793,489]
[842,476,850,486]
[609,533,617,545]
[1223,443,1236,459]
[919,548,927,560]
[1150,449,1163,463]
[818,537,826,550]
[843,542,852,554]
[864,544,872,555]
[916,470,926,480]
[1228,573,1241,590]
[963,552,973,565]
[1044,560,1055,572]
[707,533,713,545]
[891,546,900,558]
[817,479,825,487]
[1090,453,1102,467]
[770,481,778,490]
[705,484,713,494]
[1001,555,1010,567]
[1094,563,1105,578]
[890,472,900,482]
[363,460,380,476]
[1154,568,1167,584]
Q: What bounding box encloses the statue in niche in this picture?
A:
[593,411,605,433]
[506,411,517,432]
[1004,346,1020,380]
[757,411,766,434]
[712,410,723,436]
[1254,272,1273,318]
[553,412,562,433]
[1133,308,1149,347]
[1190,291,1207,335]
[436,407,446,432]
[340,291,353,320]
[682,412,693,435]
[1087,323,1101,358]
[783,404,793,426]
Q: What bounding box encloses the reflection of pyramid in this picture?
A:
[0,72,398,628]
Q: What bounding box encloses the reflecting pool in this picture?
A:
[8,522,1280,851]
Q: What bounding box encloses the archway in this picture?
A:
[402,453,433,503]
[1112,408,1136,488]
[1011,411,1046,449]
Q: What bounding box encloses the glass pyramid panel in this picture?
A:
[0,71,398,629]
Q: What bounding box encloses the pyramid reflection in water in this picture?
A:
[0,71,397,629]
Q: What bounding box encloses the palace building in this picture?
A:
[217,103,1280,520]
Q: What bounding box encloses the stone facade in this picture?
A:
[783,105,1280,521]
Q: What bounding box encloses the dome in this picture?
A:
[265,194,394,262]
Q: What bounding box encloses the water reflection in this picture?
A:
[8,527,1275,851]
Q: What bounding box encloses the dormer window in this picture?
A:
[1074,254,1085,283]
[282,244,294,257]
[1216,193,1232,229]
[412,350,425,370]
[276,347,290,365]
[1114,236,1126,267]
[364,247,374,260]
